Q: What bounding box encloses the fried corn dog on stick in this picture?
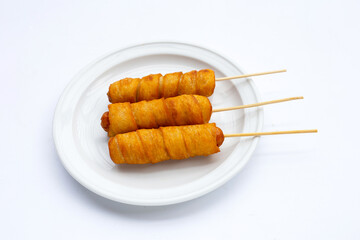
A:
[101,95,212,137]
[108,123,224,164]
[107,69,215,103]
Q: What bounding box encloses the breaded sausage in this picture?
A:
[108,123,223,164]
[108,69,215,103]
[102,95,212,137]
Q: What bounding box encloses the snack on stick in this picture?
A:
[108,123,224,164]
[102,95,212,137]
[107,69,215,103]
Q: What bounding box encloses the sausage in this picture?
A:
[101,111,110,132]
[216,126,224,147]
[101,95,212,137]
[108,123,223,164]
[107,69,215,103]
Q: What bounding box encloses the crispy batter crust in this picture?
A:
[102,95,212,135]
[178,70,197,95]
[196,69,215,97]
[108,78,140,103]
[162,72,182,98]
[138,74,161,101]
[108,103,137,137]
[108,123,222,164]
[193,95,212,123]
[107,70,215,103]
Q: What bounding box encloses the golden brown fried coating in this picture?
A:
[107,69,215,103]
[193,95,212,123]
[162,72,182,98]
[196,69,216,97]
[108,78,140,103]
[131,100,158,129]
[178,70,197,95]
[108,123,222,164]
[138,74,161,101]
[102,95,212,137]
[107,103,137,137]
[137,129,170,164]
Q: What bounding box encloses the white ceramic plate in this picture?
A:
[53,42,263,206]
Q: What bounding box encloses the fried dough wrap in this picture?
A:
[107,69,215,103]
[102,95,212,137]
[108,123,224,164]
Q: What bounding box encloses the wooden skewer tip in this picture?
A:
[224,129,318,138]
[212,96,304,113]
[215,69,287,81]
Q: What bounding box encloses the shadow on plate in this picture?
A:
[53,149,245,221]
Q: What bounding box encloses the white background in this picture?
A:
[1,0,360,239]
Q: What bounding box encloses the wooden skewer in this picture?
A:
[212,96,303,113]
[215,69,287,81]
[224,129,318,138]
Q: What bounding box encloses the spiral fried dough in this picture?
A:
[108,69,215,103]
[108,123,224,164]
[102,95,212,137]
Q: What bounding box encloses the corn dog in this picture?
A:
[107,69,215,103]
[101,95,212,137]
[108,123,224,164]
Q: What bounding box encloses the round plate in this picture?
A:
[53,42,263,206]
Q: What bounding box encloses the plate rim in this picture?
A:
[53,41,264,206]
